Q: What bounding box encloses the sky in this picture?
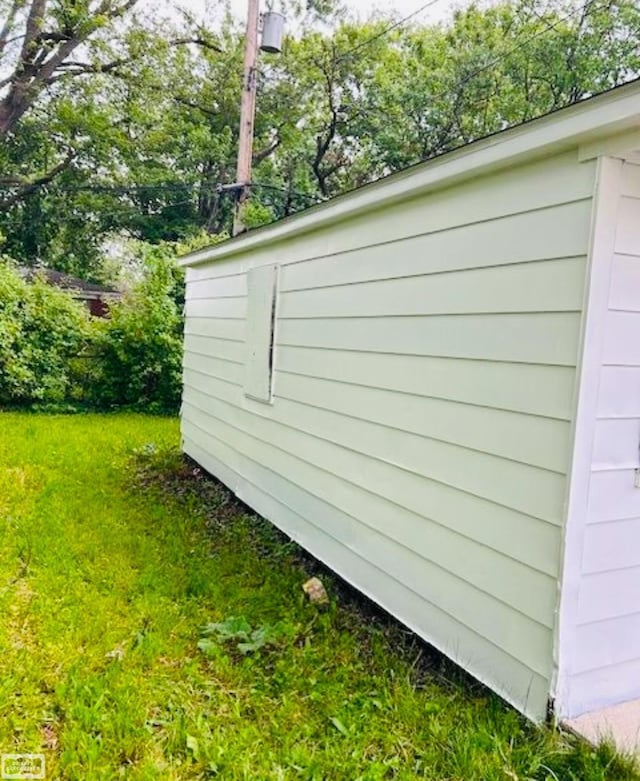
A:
[141,0,464,28]
[229,0,459,23]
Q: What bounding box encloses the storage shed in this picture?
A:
[180,80,640,745]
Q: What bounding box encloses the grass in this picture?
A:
[0,411,638,781]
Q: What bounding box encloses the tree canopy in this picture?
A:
[1,0,639,279]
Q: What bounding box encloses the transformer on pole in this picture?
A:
[260,11,285,54]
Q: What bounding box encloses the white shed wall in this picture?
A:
[182,149,597,720]
[557,159,640,718]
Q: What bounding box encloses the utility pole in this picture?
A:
[233,0,260,236]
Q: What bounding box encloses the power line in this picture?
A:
[449,0,598,95]
[325,0,603,154]
[0,182,204,194]
[0,179,322,202]
[336,0,445,63]
[250,181,323,204]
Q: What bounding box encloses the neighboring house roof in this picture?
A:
[18,267,121,299]
[180,77,640,268]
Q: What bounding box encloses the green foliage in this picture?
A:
[176,229,229,256]
[3,0,639,280]
[0,261,90,406]
[199,616,288,655]
[0,247,184,413]
[89,245,184,414]
[241,200,276,231]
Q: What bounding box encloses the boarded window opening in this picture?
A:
[244,264,278,402]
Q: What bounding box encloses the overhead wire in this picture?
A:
[0,179,322,203]
[335,0,445,63]
[445,0,598,96]
[315,0,603,164]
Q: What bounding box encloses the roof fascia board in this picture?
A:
[181,81,640,268]
[578,127,640,161]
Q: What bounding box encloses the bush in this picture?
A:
[0,261,91,406]
[89,245,184,414]
[0,245,185,413]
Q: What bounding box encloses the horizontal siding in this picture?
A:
[564,657,640,716]
[577,567,640,625]
[615,196,640,256]
[609,254,640,311]
[181,409,554,677]
[279,257,585,318]
[580,171,640,663]
[621,162,640,198]
[185,275,247,300]
[574,611,640,672]
[182,381,559,575]
[277,347,576,420]
[280,205,590,292]
[185,259,251,283]
[597,366,640,417]
[182,431,550,718]
[183,354,243,385]
[184,383,566,530]
[602,310,640,365]
[309,154,593,262]
[275,372,571,473]
[183,334,244,363]
[184,317,245,342]
[184,298,246,320]
[583,517,640,573]
[592,418,640,469]
[278,313,582,366]
[587,470,640,523]
[182,149,598,721]
[188,152,594,276]
[586,167,640,535]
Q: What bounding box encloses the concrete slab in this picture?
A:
[566,698,640,756]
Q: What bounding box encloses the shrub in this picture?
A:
[0,261,91,406]
[89,245,184,414]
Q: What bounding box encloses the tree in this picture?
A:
[357,0,640,170]
[0,0,227,275]
[1,0,639,279]
[0,1,138,196]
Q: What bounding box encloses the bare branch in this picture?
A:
[50,55,133,76]
[253,134,281,165]
[48,32,222,81]
[172,95,218,117]
[0,148,75,209]
[171,35,222,53]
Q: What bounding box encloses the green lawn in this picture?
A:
[0,412,637,781]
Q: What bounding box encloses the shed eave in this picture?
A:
[180,79,640,268]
